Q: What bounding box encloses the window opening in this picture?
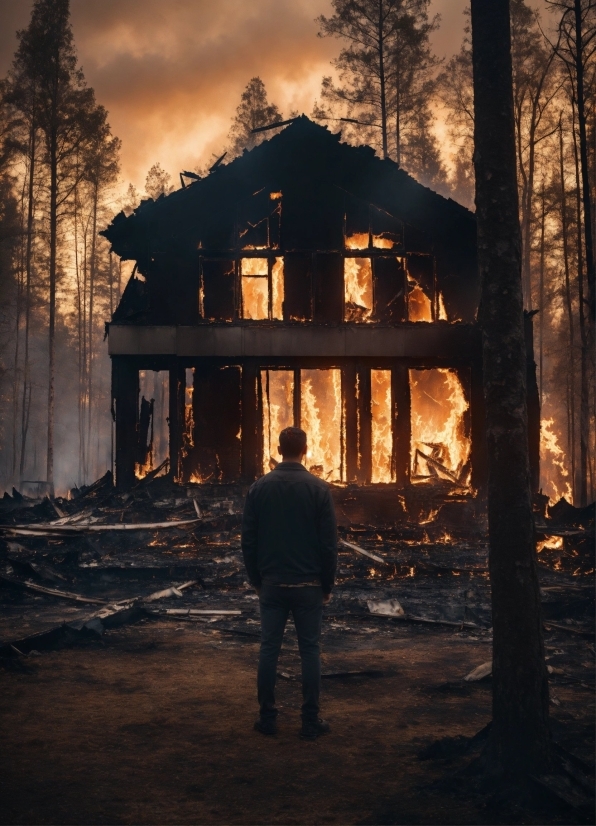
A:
[241,258,269,319]
[407,277,433,321]
[271,257,284,320]
[261,370,294,474]
[301,369,342,481]
[344,258,373,322]
[371,370,394,483]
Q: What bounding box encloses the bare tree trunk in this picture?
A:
[573,0,595,323]
[109,250,113,316]
[521,102,538,310]
[378,0,388,160]
[471,0,551,776]
[81,214,89,482]
[395,57,401,167]
[87,182,98,480]
[539,183,546,410]
[571,103,590,506]
[73,177,84,487]
[47,124,57,497]
[20,121,36,480]
[12,162,27,478]
[560,119,577,500]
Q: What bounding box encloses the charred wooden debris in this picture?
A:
[0,469,592,668]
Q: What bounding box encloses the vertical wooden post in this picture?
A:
[392,364,411,487]
[112,356,138,490]
[168,359,185,482]
[357,365,372,484]
[343,364,358,482]
[241,359,261,481]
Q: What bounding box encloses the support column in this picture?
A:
[357,365,372,484]
[392,364,411,487]
[112,356,139,490]
[168,359,185,482]
[470,361,488,496]
[241,359,261,481]
[343,365,358,482]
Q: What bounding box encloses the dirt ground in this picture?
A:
[0,616,593,825]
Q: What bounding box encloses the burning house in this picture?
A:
[102,116,539,500]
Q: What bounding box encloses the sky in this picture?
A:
[0,0,547,195]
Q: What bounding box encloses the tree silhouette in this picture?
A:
[228,77,283,158]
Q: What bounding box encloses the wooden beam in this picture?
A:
[112,357,139,490]
[392,365,411,487]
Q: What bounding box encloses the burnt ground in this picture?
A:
[0,474,594,825]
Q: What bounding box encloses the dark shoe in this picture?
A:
[254,718,277,736]
[300,718,330,740]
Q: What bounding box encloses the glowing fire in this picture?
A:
[344,258,373,322]
[182,367,195,461]
[345,232,369,249]
[536,536,564,553]
[410,368,471,485]
[301,369,342,481]
[261,370,294,474]
[540,417,572,503]
[272,258,284,320]
[371,369,394,483]
[372,235,395,249]
[135,458,152,479]
[408,280,433,322]
[241,258,268,319]
[438,292,448,321]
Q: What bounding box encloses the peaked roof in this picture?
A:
[103,116,474,259]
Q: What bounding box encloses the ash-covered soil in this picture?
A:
[0,472,593,824]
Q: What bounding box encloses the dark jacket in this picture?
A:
[241,462,338,594]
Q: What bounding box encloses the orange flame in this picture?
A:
[241,258,269,319]
[135,458,152,480]
[301,369,342,481]
[371,369,393,483]
[438,292,448,321]
[410,368,471,485]
[540,418,572,504]
[262,370,294,474]
[181,367,195,476]
[408,282,433,321]
[536,536,564,553]
[344,258,373,322]
[372,235,395,249]
[345,232,369,250]
[272,257,284,320]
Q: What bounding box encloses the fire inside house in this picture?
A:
[102,116,540,498]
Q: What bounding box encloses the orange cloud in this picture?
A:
[0,0,483,193]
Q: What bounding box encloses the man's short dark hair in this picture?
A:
[279,427,307,457]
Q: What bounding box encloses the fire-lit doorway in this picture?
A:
[409,368,471,487]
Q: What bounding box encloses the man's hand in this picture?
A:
[322,591,332,604]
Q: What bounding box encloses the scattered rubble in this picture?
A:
[0,475,592,691]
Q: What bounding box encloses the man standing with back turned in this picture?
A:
[242,427,338,740]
